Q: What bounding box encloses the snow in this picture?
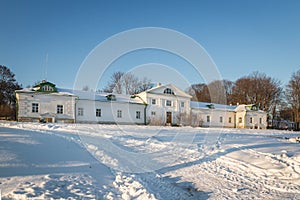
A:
[57,88,144,104]
[190,101,237,111]
[17,87,144,104]
[1,121,300,199]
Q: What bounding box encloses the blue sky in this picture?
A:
[1,0,300,90]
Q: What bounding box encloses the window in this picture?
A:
[117,110,122,118]
[32,103,39,113]
[250,117,253,123]
[251,105,258,111]
[259,118,262,124]
[151,99,156,105]
[42,85,53,92]
[57,105,63,114]
[164,88,174,95]
[228,117,232,123]
[136,111,141,119]
[239,117,242,123]
[78,108,84,116]
[207,116,210,122]
[220,116,223,123]
[166,100,172,106]
[96,108,101,117]
[151,111,156,116]
[181,102,185,107]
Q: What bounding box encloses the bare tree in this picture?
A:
[187,72,281,114]
[136,77,152,94]
[207,80,235,105]
[103,71,124,94]
[103,71,152,95]
[122,73,140,95]
[147,115,165,126]
[231,71,282,112]
[223,80,235,104]
[277,101,293,121]
[187,83,211,102]
[187,80,234,104]
[286,70,300,126]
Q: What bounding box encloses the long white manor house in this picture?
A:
[15,81,267,129]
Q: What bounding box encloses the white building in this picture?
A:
[191,102,267,129]
[15,81,267,129]
[235,104,267,129]
[16,81,146,125]
[191,102,236,128]
[15,81,77,123]
[71,91,146,125]
[137,84,192,125]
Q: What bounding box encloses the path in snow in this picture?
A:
[163,133,300,199]
[1,122,300,199]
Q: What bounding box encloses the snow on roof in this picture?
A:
[57,88,145,104]
[191,102,266,113]
[16,87,145,104]
[190,101,237,111]
[235,104,265,113]
[16,88,32,92]
[16,87,76,97]
[143,83,192,98]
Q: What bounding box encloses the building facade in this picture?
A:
[16,81,146,125]
[15,81,267,129]
[137,84,192,125]
[15,81,77,123]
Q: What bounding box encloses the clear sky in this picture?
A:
[1,0,300,90]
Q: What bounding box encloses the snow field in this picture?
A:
[1,121,300,199]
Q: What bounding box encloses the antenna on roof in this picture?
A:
[45,53,48,81]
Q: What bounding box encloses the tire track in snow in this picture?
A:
[207,151,300,199]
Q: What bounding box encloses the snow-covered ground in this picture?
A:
[0,121,300,199]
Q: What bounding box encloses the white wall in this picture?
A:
[236,111,246,128]
[145,93,191,124]
[16,92,76,122]
[245,112,267,129]
[75,99,145,124]
[192,108,235,128]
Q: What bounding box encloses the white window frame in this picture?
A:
[136,111,141,119]
[164,88,174,94]
[166,100,172,107]
[78,108,84,116]
[117,110,122,118]
[42,85,53,92]
[32,103,39,113]
[181,102,185,107]
[207,115,210,122]
[239,117,242,123]
[57,105,63,114]
[96,108,101,117]
[151,99,156,105]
